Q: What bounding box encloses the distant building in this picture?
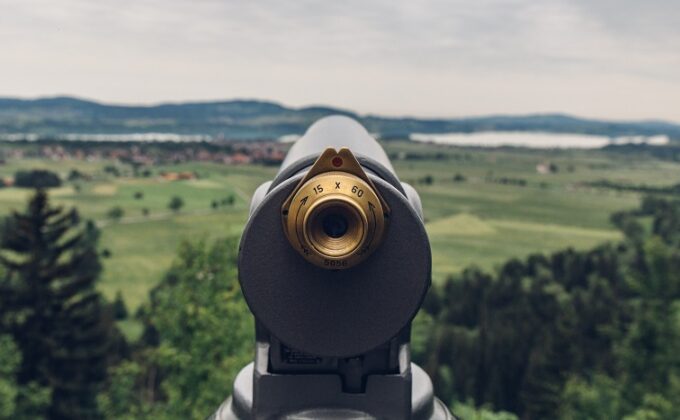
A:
[224,153,252,165]
[536,163,551,174]
[536,162,558,174]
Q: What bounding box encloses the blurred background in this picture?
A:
[1,1,679,419]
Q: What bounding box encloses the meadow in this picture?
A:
[2,141,678,337]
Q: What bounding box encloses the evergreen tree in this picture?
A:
[112,291,129,320]
[0,189,123,419]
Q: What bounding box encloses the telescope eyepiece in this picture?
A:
[281,148,389,269]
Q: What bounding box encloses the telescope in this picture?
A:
[212,116,453,419]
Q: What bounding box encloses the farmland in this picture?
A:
[2,141,678,327]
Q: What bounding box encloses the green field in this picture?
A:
[2,142,678,319]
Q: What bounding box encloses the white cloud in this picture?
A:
[0,0,679,121]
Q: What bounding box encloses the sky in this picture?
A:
[1,0,679,122]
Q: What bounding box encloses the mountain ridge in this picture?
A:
[1,96,679,141]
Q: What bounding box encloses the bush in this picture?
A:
[420,175,434,185]
[104,166,120,177]
[221,195,235,206]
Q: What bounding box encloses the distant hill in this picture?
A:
[1,96,679,141]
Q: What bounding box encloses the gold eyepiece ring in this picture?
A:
[281,148,390,269]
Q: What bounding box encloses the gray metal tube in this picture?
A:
[269,115,403,194]
[278,115,396,176]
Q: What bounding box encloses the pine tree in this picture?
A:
[0,189,122,419]
[112,291,129,320]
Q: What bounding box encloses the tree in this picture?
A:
[0,334,51,419]
[615,236,680,411]
[168,196,184,213]
[67,169,85,182]
[0,189,124,419]
[112,291,128,320]
[133,191,144,200]
[451,401,518,420]
[99,238,253,419]
[107,206,124,221]
[560,374,623,420]
[0,335,20,418]
[13,170,61,189]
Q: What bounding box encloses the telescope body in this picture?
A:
[212,116,453,419]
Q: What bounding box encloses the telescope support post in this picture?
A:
[210,343,453,419]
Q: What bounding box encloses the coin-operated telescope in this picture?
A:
[212,116,453,419]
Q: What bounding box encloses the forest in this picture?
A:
[1,186,678,419]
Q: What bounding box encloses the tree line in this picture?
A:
[1,189,679,418]
[415,195,680,419]
[0,190,251,419]
[586,179,680,196]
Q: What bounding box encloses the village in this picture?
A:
[0,139,288,187]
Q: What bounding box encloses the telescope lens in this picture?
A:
[322,213,348,238]
[304,199,366,258]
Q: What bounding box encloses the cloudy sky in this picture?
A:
[1,0,679,121]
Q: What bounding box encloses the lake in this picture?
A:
[410,132,669,149]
